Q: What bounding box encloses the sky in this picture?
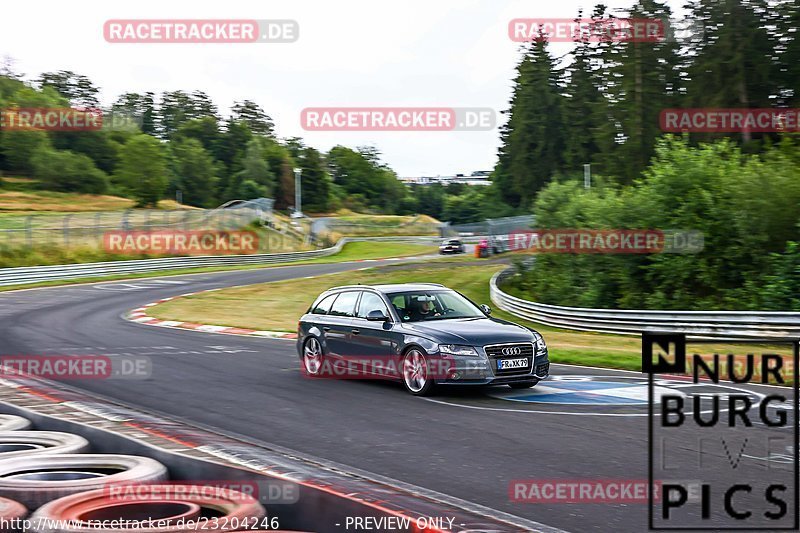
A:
[1,0,686,177]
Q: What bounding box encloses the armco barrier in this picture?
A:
[490,268,800,340]
[0,237,436,287]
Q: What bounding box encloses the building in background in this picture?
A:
[398,171,492,186]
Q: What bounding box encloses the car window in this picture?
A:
[311,294,337,315]
[356,292,389,319]
[328,291,359,317]
[386,290,484,322]
[390,294,406,314]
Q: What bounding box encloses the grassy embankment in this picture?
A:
[149,260,794,382]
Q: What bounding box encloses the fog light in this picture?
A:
[450,371,460,380]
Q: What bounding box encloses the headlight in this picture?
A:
[536,337,547,352]
[439,344,478,357]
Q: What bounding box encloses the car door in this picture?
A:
[351,291,396,378]
[322,290,359,359]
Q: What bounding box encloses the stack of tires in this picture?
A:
[0,414,274,532]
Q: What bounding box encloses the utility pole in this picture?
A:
[583,164,591,189]
[293,167,303,216]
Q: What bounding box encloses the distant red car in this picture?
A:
[476,239,489,258]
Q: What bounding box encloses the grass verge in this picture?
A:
[149,262,647,369]
[149,262,795,384]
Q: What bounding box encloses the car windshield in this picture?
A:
[387,290,484,322]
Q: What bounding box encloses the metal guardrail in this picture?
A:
[490,268,800,340]
[0,236,437,287]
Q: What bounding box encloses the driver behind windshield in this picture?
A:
[410,296,441,321]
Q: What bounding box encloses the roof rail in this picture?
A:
[416,283,445,287]
[329,284,369,290]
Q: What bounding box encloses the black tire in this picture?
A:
[401,348,436,396]
[508,381,537,389]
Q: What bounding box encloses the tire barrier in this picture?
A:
[0,415,31,431]
[0,432,89,459]
[31,485,266,533]
[0,402,540,532]
[0,454,168,510]
[0,495,27,531]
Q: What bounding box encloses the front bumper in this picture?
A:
[432,349,550,385]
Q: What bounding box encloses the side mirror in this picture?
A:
[480,304,492,315]
[366,310,390,322]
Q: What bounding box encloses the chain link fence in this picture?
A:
[0,198,283,249]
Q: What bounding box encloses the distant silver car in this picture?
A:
[439,239,465,254]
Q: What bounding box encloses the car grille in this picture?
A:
[485,343,534,376]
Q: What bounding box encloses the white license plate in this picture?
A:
[498,358,528,370]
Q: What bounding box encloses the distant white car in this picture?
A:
[439,239,465,254]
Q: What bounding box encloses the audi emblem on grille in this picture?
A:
[501,346,522,356]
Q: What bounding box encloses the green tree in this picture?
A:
[232,100,274,137]
[297,147,331,213]
[30,147,108,193]
[174,116,221,154]
[597,0,682,182]
[37,70,100,108]
[325,145,409,212]
[412,183,446,219]
[50,131,120,174]
[158,90,218,138]
[225,137,276,200]
[0,131,49,174]
[562,12,606,173]
[115,135,168,207]
[683,0,778,145]
[112,92,157,135]
[511,137,800,311]
[170,138,218,207]
[262,140,295,210]
[494,37,564,208]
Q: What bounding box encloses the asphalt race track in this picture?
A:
[0,259,795,532]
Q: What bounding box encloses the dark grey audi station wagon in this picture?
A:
[296,283,550,395]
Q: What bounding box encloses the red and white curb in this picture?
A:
[125,292,297,340]
[122,254,429,340]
